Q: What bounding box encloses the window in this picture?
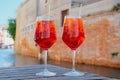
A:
[61,9,69,26]
[45,0,47,3]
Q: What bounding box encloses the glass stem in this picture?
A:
[44,50,48,71]
[72,50,76,71]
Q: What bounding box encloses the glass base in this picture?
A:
[36,69,56,77]
[63,70,85,76]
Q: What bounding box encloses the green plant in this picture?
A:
[111,52,119,57]
[117,3,120,7]
[113,6,119,11]
[7,19,16,40]
[112,4,120,11]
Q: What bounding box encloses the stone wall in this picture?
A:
[16,11,120,68]
[15,0,120,68]
[15,0,39,57]
[48,13,120,68]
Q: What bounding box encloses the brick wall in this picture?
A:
[48,13,120,68]
[15,0,120,68]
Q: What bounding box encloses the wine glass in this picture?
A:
[34,16,57,76]
[62,15,85,76]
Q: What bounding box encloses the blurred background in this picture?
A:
[0,0,120,79]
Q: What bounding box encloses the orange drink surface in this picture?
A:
[62,17,85,50]
[34,20,56,50]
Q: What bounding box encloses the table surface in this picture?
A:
[0,65,118,80]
